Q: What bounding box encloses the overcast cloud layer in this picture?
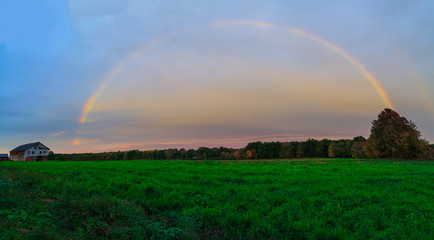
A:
[1,0,433,153]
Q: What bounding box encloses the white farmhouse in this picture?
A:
[10,142,50,161]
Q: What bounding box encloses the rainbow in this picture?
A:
[74,20,395,144]
[214,20,394,109]
[78,35,173,124]
[407,67,434,115]
[73,33,179,144]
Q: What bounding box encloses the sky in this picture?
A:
[1,0,433,153]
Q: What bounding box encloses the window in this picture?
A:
[34,147,37,149]
[40,151,42,154]
[27,151,30,154]
[32,151,35,154]
[44,151,46,153]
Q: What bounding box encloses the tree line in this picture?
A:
[49,137,434,161]
[49,109,433,161]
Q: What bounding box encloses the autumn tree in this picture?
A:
[351,136,367,159]
[245,150,257,159]
[364,108,427,159]
[427,144,434,160]
[234,150,244,160]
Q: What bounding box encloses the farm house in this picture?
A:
[0,154,8,161]
[10,142,50,161]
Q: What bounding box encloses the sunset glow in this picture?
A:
[216,20,394,108]
[1,1,433,153]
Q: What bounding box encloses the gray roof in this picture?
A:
[10,142,50,152]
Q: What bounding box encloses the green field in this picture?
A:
[0,159,433,239]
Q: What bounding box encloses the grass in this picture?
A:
[0,159,433,239]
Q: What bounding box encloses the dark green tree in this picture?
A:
[364,108,427,159]
[328,140,352,158]
[48,151,55,161]
[319,139,332,157]
[296,142,306,158]
[303,139,319,158]
[279,142,294,158]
